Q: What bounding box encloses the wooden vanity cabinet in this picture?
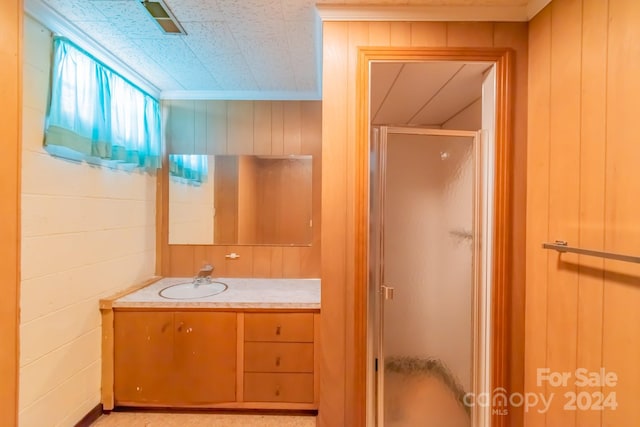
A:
[113,311,236,406]
[106,308,319,411]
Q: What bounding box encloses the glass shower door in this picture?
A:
[374,126,480,427]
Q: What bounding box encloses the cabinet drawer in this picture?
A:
[244,373,314,403]
[245,342,313,373]
[244,313,314,342]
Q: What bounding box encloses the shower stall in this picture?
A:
[369,126,493,426]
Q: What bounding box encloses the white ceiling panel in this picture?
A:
[43,0,107,21]
[370,62,405,119]
[410,63,488,125]
[373,61,463,125]
[372,61,488,127]
[165,0,224,23]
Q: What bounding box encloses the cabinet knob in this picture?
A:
[275,356,281,367]
[275,388,280,397]
[177,322,184,332]
[275,326,281,336]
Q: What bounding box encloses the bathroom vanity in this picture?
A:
[100,277,320,411]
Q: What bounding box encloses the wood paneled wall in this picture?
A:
[161,101,321,278]
[321,21,528,427]
[526,1,640,426]
[0,0,21,424]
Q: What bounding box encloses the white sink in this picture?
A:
[159,281,227,299]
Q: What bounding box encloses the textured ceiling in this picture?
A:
[31,0,536,99]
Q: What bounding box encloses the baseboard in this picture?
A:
[74,404,103,427]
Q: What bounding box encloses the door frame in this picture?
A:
[1,0,22,425]
[372,126,484,426]
[353,47,514,427]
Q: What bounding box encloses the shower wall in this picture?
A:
[384,133,474,391]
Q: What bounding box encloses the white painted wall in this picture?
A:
[168,156,215,244]
[20,16,156,427]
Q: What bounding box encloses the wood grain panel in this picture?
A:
[167,100,195,153]
[576,1,607,426]
[546,1,582,425]
[225,245,254,276]
[0,0,20,423]
[271,101,284,155]
[346,22,370,427]
[213,155,238,244]
[368,22,390,46]
[253,101,272,155]
[168,245,195,277]
[319,21,349,427]
[389,22,411,46]
[251,246,274,278]
[283,101,301,155]
[446,22,494,47]
[410,22,447,47]
[493,21,529,424]
[227,101,254,155]
[525,8,551,427]
[603,0,640,425]
[206,100,227,155]
[193,100,207,154]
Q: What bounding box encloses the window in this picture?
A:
[168,154,208,185]
[45,37,161,170]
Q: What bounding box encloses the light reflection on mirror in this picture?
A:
[168,154,313,246]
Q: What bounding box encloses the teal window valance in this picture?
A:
[45,37,161,170]
[169,154,208,185]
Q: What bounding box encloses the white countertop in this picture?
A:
[113,277,320,309]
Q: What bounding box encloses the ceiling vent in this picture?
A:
[140,0,186,35]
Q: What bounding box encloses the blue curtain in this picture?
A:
[169,155,208,185]
[45,37,161,170]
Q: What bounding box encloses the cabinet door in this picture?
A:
[114,311,174,404]
[173,312,237,404]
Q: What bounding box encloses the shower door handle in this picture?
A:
[381,285,395,300]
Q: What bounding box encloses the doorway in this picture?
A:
[362,55,506,427]
[370,126,486,427]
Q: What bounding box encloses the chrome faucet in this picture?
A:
[194,264,214,286]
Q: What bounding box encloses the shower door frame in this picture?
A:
[353,47,515,427]
[372,126,486,427]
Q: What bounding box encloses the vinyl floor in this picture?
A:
[91,411,317,427]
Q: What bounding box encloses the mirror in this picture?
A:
[168,154,313,246]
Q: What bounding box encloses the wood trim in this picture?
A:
[99,276,163,310]
[113,307,320,313]
[236,312,244,403]
[100,308,115,410]
[354,47,514,427]
[113,401,319,411]
[73,404,103,427]
[316,4,529,22]
[0,0,22,424]
[313,313,321,405]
